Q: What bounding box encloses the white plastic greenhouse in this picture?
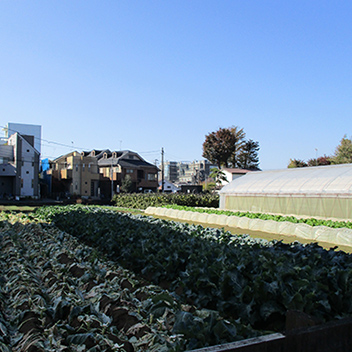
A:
[219,164,352,221]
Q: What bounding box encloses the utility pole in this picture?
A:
[111,155,114,199]
[161,147,164,193]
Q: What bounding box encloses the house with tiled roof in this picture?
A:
[87,149,159,197]
[48,149,159,199]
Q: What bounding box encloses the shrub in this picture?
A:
[112,193,219,210]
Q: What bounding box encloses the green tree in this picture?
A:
[307,155,331,167]
[120,175,133,193]
[236,139,260,170]
[288,159,308,168]
[330,135,352,164]
[209,168,228,187]
[202,126,246,168]
[228,126,246,167]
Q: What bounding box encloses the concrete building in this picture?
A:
[163,161,178,183]
[0,132,40,198]
[4,123,42,154]
[174,160,216,184]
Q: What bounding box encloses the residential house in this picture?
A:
[49,151,100,198]
[220,168,253,186]
[0,132,40,199]
[86,149,159,197]
[159,180,180,193]
[4,123,42,154]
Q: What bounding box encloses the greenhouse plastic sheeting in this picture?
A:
[219,164,352,220]
[145,207,352,247]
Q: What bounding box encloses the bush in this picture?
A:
[112,193,219,210]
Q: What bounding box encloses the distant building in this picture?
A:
[220,168,253,186]
[42,149,159,199]
[160,159,216,185]
[159,180,180,193]
[49,151,100,199]
[86,149,159,197]
[0,132,40,198]
[4,123,41,154]
[163,161,178,183]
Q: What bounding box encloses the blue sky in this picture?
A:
[1,1,351,170]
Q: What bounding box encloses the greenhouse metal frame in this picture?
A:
[219,164,352,221]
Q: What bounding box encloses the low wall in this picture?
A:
[145,207,352,248]
[189,316,352,352]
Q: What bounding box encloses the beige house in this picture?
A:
[50,151,100,198]
[88,150,159,197]
[48,149,159,199]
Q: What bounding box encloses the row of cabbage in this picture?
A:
[0,212,242,351]
[34,206,352,340]
[162,205,352,229]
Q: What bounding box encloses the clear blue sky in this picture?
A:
[1,1,351,170]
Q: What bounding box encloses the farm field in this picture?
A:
[2,205,352,351]
[154,213,352,254]
[148,205,352,253]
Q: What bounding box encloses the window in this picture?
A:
[126,169,133,174]
[76,164,78,172]
[83,163,85,171]
[148,173,156,181]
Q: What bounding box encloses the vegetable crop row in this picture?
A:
[34,205,352,340]
[162,205,352,229]
[0,212,245,351]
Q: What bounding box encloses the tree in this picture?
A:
[288,159,308,168]
[330,135,352,164]
[236,139,260,170]
[209,167,228,187]
[307,155,331,167]
[120,175,133,193]
[202,126,246,168]
[228,126,246,167]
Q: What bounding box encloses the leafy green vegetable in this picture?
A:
[34,205,352,339]
[162,204,352,229]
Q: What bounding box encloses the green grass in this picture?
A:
[0,205,37,213]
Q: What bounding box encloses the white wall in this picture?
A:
[7,123,41,154]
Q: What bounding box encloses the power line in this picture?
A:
[1,125,102,153]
